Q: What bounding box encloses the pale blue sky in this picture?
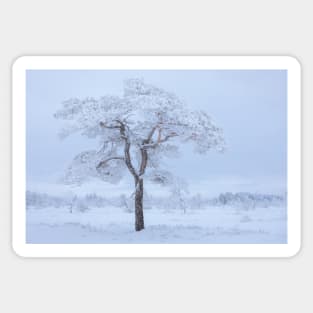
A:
[26,69,287,194]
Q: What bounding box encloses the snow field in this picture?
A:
[26,204,287,244]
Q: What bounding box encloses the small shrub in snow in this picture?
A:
[240,215,252,223]
[76,202,90,213]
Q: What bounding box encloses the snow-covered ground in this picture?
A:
[26,204,287,244]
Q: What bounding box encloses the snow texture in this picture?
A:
[26,191,287,244]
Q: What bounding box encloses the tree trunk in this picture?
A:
[135,178,144,231]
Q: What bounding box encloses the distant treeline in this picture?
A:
[210,192,286,209]
[26,190,286,211]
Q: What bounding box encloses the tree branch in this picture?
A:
[141,133,178,149]
[145,125,158,143]
[139,148,148,176]
[99,120,139,179]
[99,121,121,129]
[96,157,124,170]
[117,120,139,179]
[138,125,162,176]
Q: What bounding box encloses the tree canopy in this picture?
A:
[54,78,225,187]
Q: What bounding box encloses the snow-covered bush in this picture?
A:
[76,202,90,213]
[118,194,133,213]
[188,194,209,210]
[169,177,189,213]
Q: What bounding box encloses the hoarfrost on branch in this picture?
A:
[54,78,225,231]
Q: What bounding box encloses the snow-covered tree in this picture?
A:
[54,78,225,231]
[170,177,189,213]
[119,194,132,213]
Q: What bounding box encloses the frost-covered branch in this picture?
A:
[99,121,121,129]
[141,132,178,149]
[54,78,226,231]
[55,78,225,192]
[96,157,125,170]
[145,125,158,143]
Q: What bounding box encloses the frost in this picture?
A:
[145,169,174,186]
[54,79,226,230]
[55,78,225,187]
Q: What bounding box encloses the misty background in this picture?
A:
[26,69,287,197]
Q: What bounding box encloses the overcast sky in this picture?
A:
[26,69,287,195]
